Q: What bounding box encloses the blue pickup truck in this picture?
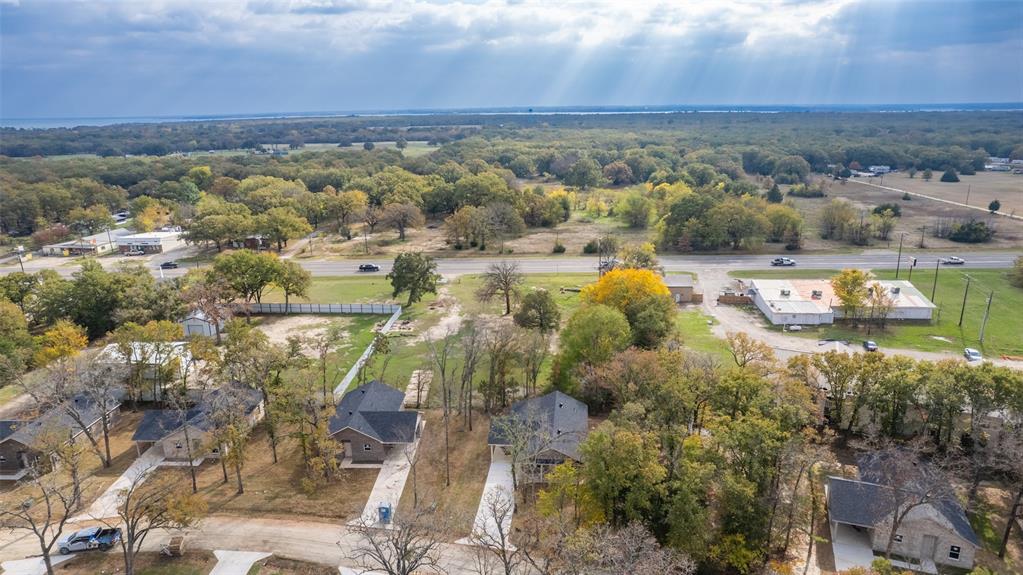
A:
[58,526,121,554]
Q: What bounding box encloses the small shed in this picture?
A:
[664,274,697,304]
[180,310,223,339]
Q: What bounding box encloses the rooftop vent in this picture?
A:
[558,402,564,409]
[811,290,823,299]
[891,287,901,294]
[780,289,791,297]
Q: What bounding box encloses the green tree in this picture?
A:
[988,199,1001,213]
[387,252,440,306]
[579,421,666,525]
[553,304,631,393]
[564,158,603,189]
[765,183,783,203]
[1010,256,1023,288]
[255,206,312,251]
[275,260,311,313]
[513,289,561,333]
[619,194,653,228]
[0,272,39,312]
[0,299,34,385]
[211,250,283,306]
[940,168,959,182]
[602,161,635,185]
[922,168,933,181]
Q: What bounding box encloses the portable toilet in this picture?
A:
[378,503,392,524]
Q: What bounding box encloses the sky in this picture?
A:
[1,0,1021,119]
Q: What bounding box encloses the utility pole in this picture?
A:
[918,225,926,248]
[895,233,906,278]
[908,257,917,281]
[958,275,972,327]
[965,184,971,206]
[931,259,940,302]
[979,292,993,343]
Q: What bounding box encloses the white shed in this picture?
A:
[180,310,223,338]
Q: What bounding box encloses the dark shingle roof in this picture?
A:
[0,420,26,442]
[826,453,980,547]
[328,381,418,444]
[132,385,263,442]
[488,391,589,461]
[9,396,121,446]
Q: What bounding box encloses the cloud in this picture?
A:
[1,0,1020,119]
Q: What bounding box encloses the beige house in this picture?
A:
[132,386,264,461]
[826,456,979,573]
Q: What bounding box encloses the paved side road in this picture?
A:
[0,516,482,574]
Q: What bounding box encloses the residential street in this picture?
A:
[0,515,483,574]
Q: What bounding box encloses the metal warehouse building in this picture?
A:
[748,278,936,326]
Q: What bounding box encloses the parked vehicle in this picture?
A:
[58,527,121,554]
[160,261,179,269]
[125,249,145,256]
[771,257,797,266]
[863,340,879,352]
[941,256,966,265]
[358,263,381,272]
[964,348,983,362]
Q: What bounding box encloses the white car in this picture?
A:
[941,256,966,265]
[964,348,983,362]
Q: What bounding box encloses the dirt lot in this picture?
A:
[790,175,1023,250]
[878,171,1023,214]
[154,427,377,522]
[54,550,217,575]
[396,409,492,537]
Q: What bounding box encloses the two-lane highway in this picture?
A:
[2,249,1019,279]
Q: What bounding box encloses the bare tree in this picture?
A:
[404,441,422,510]
[482,323,522,413]
[106,471,206,575]
[574,522,695,575]
[182,272,233,344]
[308,324,346,408]
[520,330,550,397]
[0,464,79,575]
[459,318,485,431]
[490,406,553,492]
[469,488,522,575]
[426,327,459,487]
[346,505,447,575]
[477,261,524,315]
[382,203,425,241]
[24,357,125,469]
[861,446,956,558]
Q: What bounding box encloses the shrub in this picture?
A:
[872,203,902,217]
[989,199,1001,213]
[948,220,994,243]
[552,242,566,254]
[902,192,912,201]
[940,168,959,182]
[787,181,827,198]
[582,239,599,254]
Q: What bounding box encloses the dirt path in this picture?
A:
[410,285,464,343]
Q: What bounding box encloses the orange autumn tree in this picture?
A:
[580,269,676,348]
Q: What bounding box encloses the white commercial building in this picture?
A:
[116,231,183,254]
[42,228,132,256]
[749,278,935,326]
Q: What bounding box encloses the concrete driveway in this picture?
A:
[354,425,424,527]
[210,550,272,575]
[0,555,75,575]
[71,445,165,521]
[830,522,876,572]
[460,448,515,547]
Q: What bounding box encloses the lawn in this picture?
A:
[55,550,217,575]
[262,276,398,304]
[247,556,337,575]
[728,268,1023,356]
[676,310,731,361]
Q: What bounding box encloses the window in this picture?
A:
[949,546,961,560]
[893,534,903,543]
[363,444,372,451]
[174,441,182,449]
[0,455,5,463]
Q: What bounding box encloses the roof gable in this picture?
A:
[328,381,417,444]
[488,391,589,461]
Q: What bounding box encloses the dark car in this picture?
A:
[159,261,179,269]
[358,263,381,272]
[771,257,796,267]
[863,340,879,352]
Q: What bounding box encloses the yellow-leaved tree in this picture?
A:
[32,320,88,366]
[581,268,670,310]
[830,268,871,321]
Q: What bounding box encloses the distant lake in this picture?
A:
[2,103,1021,129]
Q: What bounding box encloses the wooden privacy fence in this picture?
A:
[234,302,401,315]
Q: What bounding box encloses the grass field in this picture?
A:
[877,171,1023,214]
[55,551,217,575]
[729,267,1023,356]
[262,275,398,304]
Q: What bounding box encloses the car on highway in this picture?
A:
[58,526,121,554]
[964,348,983,362]
[862,340,879,352]
[941,256,966,265]
[771,257,797,267]
[358,263,381,272]
[159,261,179,269]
